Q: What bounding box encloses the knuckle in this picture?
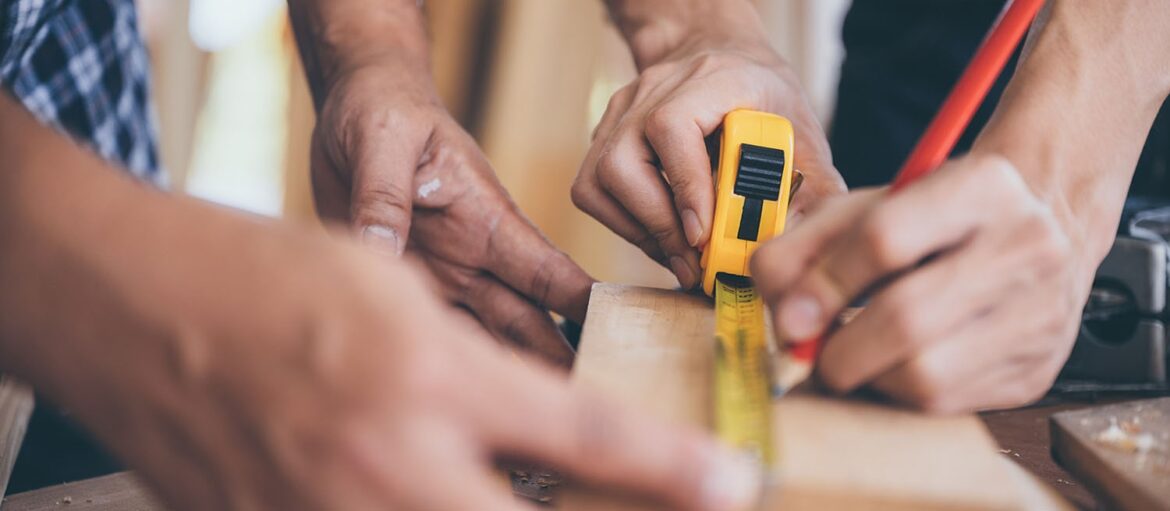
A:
[970,154,1020,188]
[1034,218,1071,262]
[1004,374,1050,409]
[644,106,670,133]
[646,220,679,247]
[353,180,412,215]
[668,175,697,203]
[460,273,491,308]
[527,252,564,308]
[595,151,623,184]
[1039,310,1069,338]
[1039,308,1078,348]
[916,391,958,415]
[607,85,634,110]
[569,177,594,211]
[901,360,946,408]
[690,52,725,74]
[860,210,906,269]
[639,63,672,85]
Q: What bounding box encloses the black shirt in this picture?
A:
[829,0,1170,199]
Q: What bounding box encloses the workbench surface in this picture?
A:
[0,397,1131,511]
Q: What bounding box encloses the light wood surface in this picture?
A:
[1051,398,1170,511]
[0,376,33,501]
[561,284,1070,511]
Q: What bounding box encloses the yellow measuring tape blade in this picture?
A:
[713,274,773,467]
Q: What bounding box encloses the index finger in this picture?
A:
[751,188,884,302]
[643,98,723,248]
[485,208,595,323]
[768,161,1002,343]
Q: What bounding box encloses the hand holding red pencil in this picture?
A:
[753,153,1093,412]
[753,0,1067,409]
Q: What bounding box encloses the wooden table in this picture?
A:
[0,397,1124,511]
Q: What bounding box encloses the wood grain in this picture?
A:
[0,472,162,511]
[0,376,33,500]
[1051,398,1170,511]
[560,284,1070,511]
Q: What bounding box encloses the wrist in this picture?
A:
[971,0,1170,270]
[289,0,432,109]
[610,0,768,69]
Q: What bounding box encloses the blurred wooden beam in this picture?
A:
[145,0,210,190]
[426,0,494,126]
[282,23,320,227]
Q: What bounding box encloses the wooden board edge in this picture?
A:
[1050,416,1167,511]
[0,376,34,500]
[0,472,162,511]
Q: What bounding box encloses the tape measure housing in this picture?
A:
[701,110,795,296]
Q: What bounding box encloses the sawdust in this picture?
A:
[1095,417,1159,454]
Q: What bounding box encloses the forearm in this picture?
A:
[287,0,431,108]
[973,0,1170,264]
[0,91,387,503]
[0,92,330,412]
[603,0,768,69]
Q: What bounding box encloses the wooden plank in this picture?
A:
[1051,398,1170,511]
[0,376,34,500]
[980,403,1100,508]
[0,472,162,511]
[561,284,1069,511]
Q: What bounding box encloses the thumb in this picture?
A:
[348,133,427,257]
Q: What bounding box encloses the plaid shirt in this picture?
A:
[0,0,162,184]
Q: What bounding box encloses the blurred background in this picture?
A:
[139,0,849,288]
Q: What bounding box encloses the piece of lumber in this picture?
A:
[0,472,161,511]
[1051,398,1170,511]
[560,284,1069,511]
[0,376,34,500]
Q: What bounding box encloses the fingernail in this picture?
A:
[362,225,401,256]
[702,448,762,511]
[779,293,822,340]
[682,209,703,247]
[670,256,696,289]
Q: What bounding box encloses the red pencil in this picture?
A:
[892,0,1046,190]
[777,0,1047,393]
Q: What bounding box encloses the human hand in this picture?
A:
[0,96,761,510]
[193,249,757,510]
[310,64,591,367]
[573,28,845,289]
[751,155,1091,412]
[30,230,760,510]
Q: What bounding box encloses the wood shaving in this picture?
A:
[1095,417,1158,454]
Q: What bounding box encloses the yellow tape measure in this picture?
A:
[713,274,773,466]
[702,110,796,467]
